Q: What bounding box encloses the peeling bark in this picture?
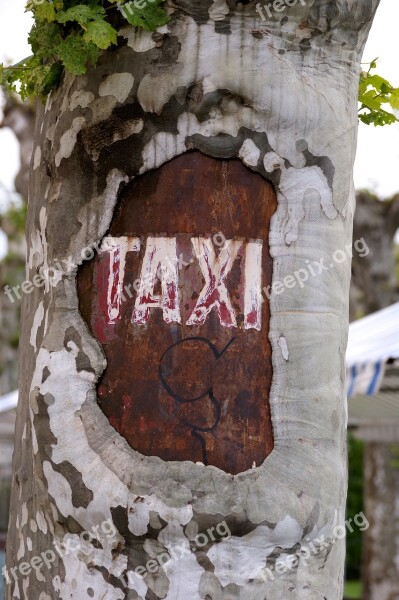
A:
[6,1,379,598]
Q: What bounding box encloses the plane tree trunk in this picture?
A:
[5,1,379,598]
[361,441,399,600]
[351,192,399,600]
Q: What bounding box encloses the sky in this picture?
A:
[0,0,398,251]
[354,0,399,196]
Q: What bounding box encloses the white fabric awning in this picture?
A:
[346,302,399,398]
[0,390,18,414]
[346,301,399,367]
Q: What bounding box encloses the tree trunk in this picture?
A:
[350,191,399,320]
[0,94,36,202]
[362,443,399,600]
[350,191,399,600]
[5,1,379,598]
[0,95,34,395]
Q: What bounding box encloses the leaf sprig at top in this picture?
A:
[359,58,399,126]
[1,4,399,130]
[0,0,169,100]
[118,0,169,31]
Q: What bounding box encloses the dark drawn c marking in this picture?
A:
[159,337,236,465]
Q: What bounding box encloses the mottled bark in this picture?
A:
[6,1,379,598]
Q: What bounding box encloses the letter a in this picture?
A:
[132,237,181,324]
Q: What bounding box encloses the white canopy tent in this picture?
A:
[347,302,399,368]
[0,390,18,480]
[0,390,18,415]
[346,302,399,436]
[346,301,399,399]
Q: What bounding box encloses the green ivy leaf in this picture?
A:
[366,73,390,92]
[83,20,118,49]
[57,34,99,75]
[358,59,399,127]
[28,21,63,60]
[56,4,106,27]
[359,107,397,127]
[4,0,168,98]
[34,2,57,23]
[389,88,399,110]
[119,0,169,31]
[359,90,385,111]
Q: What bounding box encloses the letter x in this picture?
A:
[186,238,243,327]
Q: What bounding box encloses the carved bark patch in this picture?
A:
[78,152,276,473]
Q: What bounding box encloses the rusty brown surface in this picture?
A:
[78,151,276,474]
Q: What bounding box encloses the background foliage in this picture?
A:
[346,434,365,581]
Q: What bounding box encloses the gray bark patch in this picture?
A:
[51,461,94,509]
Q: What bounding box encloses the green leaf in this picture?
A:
[119,0,169,31]
[34,2,57,23]
[57,34,99,75]
[359,90,384,111]
[83,20,117,49]
[28,21,63,59]
[389,88,399,110]
[366,73,390,92]
[6,0,169,98]
[359,108,397,127]
[358,59,399,127]
[56,4,106,27]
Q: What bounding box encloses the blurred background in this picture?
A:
[0,1,399,599]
